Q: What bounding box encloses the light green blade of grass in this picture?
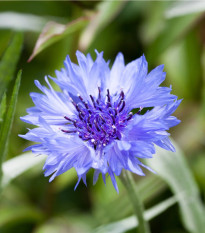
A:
[0,12,47,32]
[0,33,23,100]
[146,140,205,233]
[0,93,6,125]
[0,206,44,227]
[147,13,201,60]
[0,70,22,185]
[93,175,166,224]
[165,1,205,19]
[79,0,126,51]
[94,196,177,233]
[2,152,46,188]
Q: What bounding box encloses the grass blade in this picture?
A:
[147,14,200,60]
[79,1,126,51]
[166,2,205,19]
[146,140,205,233]
[94,196,177,233]
[0,33,23,100]
[0,93,6,125]
[0,70,22,184]
[0,12,47,32]
[2,152,46,188]
[0,206,44,227]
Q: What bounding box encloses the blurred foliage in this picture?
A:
[0,1,205,233]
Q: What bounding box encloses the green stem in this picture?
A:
[120,170,151,233]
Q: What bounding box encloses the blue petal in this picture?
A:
[109,52,125,96]
[122,58,178,110]
[155,137,176,152]
[93,170,100,185]
[108,169,119,193]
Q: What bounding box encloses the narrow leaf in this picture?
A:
[2,152,46,188]
[0,12,47,32]
[147,14,200,59]
[94,196,177,233]
[166,2,205,19]
[0,93,6,124]
[0,206,44,227]
[0,33,23,100]
[0,70,22,183]
[79,1,126,50]
[160,31,202,100]
[28,16,90,62]
[93,175,166,224]
[146,140,205,233]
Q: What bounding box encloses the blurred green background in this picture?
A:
[0,1,205,233]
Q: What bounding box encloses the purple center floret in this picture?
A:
[62,88,133,150]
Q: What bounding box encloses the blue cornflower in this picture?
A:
[20,51,181,192]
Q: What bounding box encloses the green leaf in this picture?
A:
[33,215,92,233]
[28,16,90,62]
[0,33,23,100]
[160,30,202,100]
[0,93,6,124]
[165,2,205,18]
[0,206,44,227]
[79,1,126,50]
[0,70,22,184]
[146,140,205,233]
[200,46,205,127]
[94,196,177,233]
[93,175,166,224]
[2,152,46,188]
[147,13,201,60]
[0,31,12,58]
[0,12,47,32]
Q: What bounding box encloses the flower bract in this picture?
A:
[20,51,181,192]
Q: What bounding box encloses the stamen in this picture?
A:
[117,91,125,107]
[107,101,112,107]
[94,120,100,131]
[100,125,106,133]
[61,129,77,133]
[73,121,77,128]
[120,91,125,100]
[114,108,117,116]
[70,97,77,107]
[119,100,125,112]
[111,114,115,124]
[99,115,106,123]
[90,95,96,108]
[98,87,101,99]
[107,89,111,104]
[65,87,131,149]
[78,95,84,102]
[75,104,83,114]
[137,107,143,114]
[79,112,83,120]
[127,112,133,121]
[86,123,92,132]
[64,116,75,123]
[78,95,89,109]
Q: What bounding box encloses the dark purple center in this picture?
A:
[63,88,133,150]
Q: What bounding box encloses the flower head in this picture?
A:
[20,51,181,192]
